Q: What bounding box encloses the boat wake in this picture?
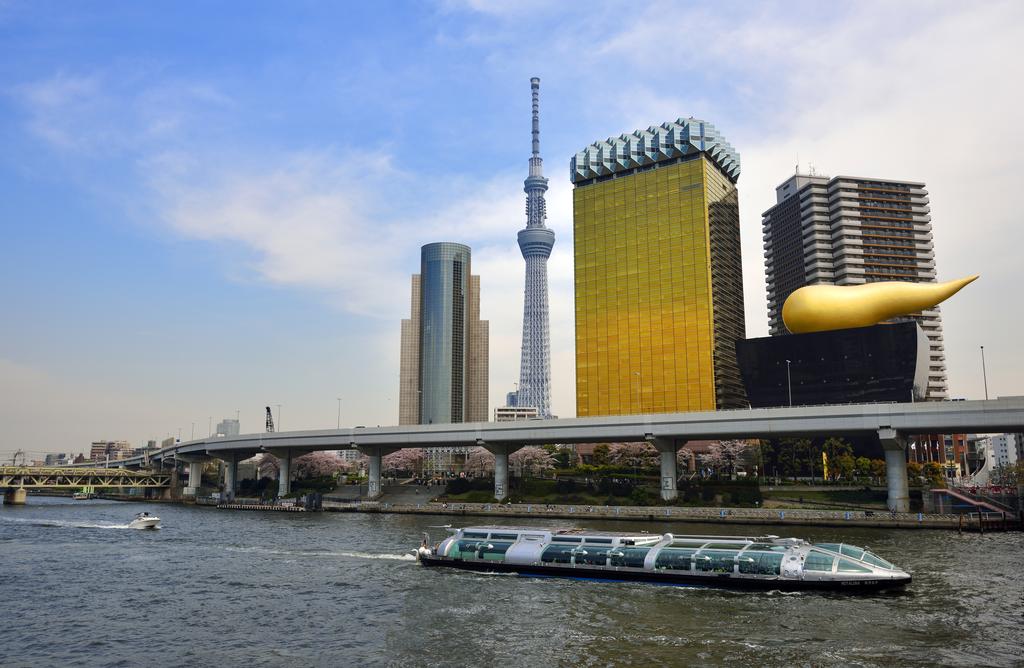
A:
[0,517,134,530]
[225,545,415,561]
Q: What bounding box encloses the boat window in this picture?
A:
[804,551,835,572]
[463,532,488,539]
[670,540,708,548]
[703,542,747,550]
[837,558,872,573]
[574,547,611,566]
[814,543,841,554]
[745,543,776,551]
[489,533,518,540]
[655,548,697,571]
[583,538,613,545]
[551,536,582,543]
[860,551,894,570]
[610,547,650,568]
[695,549,737,573]
[453,540,484,559]
[840,545,865,560]
[479,541,514,561]
[541,545,576,564]
[738,551,782,576]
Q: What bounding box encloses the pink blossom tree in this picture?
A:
[698,440,751,478]
[258,454,279,479]
[677,446,695,473]
[509,446,556,477]
[293,451,348,479]
[383,448,424,476]
[464,447,494,476]
[608,442,659,471]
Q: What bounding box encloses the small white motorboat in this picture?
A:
[128,512,160,530]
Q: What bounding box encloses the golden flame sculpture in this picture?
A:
[782,275,978,334]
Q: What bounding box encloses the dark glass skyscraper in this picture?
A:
[399,242,488,425]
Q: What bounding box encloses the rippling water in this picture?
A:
[1,497,1021,667]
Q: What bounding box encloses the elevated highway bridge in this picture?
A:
[71,397,1024,513]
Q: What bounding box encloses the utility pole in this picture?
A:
[785,360,793,407]
[980,346,989,400]
[276,404,282,432]
[336,398,342,429]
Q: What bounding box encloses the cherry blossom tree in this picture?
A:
[698,440,751,478]
[509,446,556,477]
[258,454,279,479]
[383,448,424,475]
[464,447,494,476]
[677,446,695,473]
[293,451,348,479]
[608,442,659,470]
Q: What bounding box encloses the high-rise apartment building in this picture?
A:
[399,242,488,425]
[762,173,947,399]
[571,118,746,416]
[515,77,555,418]
[216,418,240,437]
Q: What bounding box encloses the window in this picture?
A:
[837,559,872,573]
[738,552,783,576]
[479,542,513,561]
[804,551,835,572]
[860,551,894,570]
[610,547,650,568]
[655,547,696,571]
[840,545,865,560]
[489,533,518,541]
[541,545,575,564]
[575,547,611,566]
[695,549,737,573]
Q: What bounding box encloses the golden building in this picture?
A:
[571,118,745,415]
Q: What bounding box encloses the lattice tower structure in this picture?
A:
[516,77,555,418]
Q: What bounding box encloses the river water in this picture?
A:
[1,497,1021,667]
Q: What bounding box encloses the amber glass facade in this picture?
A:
[574,155,745,416]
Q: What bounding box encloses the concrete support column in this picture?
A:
[651,438,682,502]
[186,460,203,497]
[224,457,238,502]
[278,452,292,498]
[879,428,910,513]
[3,487,27,505]
[356,447,399,500]
[483,444,521,501]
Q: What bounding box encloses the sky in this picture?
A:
[2,0,1022,458]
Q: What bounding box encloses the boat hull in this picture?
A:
[419,556,911,592]
[128,518,160,530]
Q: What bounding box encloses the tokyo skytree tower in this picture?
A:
[516,77,555,418]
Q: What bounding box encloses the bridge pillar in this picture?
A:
[483,444,521,501]
[356,447,400,500]
[224,458,238,501]
[3,487,27,505]
[188,461,203,497]
[278,452,292,498]
[878,428,910,513]
[651,438,682,502]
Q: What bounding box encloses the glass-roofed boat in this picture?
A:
[415,526,911,592]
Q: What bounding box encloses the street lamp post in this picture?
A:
[337,398,342,429]
[275,404,282,432]
[785,359,792,407]
[980,346,989,400]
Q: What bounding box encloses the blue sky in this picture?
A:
[2,1,1023,456]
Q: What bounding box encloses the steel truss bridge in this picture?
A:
[0,466,170,488]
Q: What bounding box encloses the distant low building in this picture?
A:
[89,440,132,462]
[494,406,539,422]
[216,418,240,437]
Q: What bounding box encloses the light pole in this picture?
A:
[208,416,212,437]
[980,346,989,400]
[633,371,641,414]
[336,398,342,429]
[785,360,792,407]
[191,422,195,440]
[275,404,282,432]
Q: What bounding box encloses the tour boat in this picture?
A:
[128,512,160,530]
[72,492,90,500]
[416,526,911,592]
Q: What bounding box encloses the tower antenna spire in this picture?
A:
[516,77,555,418]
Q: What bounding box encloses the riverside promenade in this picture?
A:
[319,499,1020,531]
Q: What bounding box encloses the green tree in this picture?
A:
[870,458,887,483]
[836,453,856,480]
[907,460,923,482]
[855,456,872,479]
[592,443,610,466]
[922,462,945,488]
